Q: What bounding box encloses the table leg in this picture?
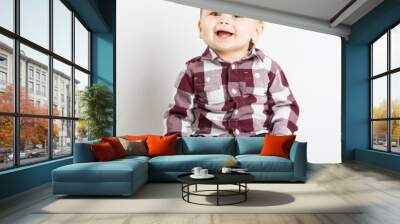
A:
[181,184,183,199]
[245,183,247,201]
[217,184,219,206]
[187,184,190,202]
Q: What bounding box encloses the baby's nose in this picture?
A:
[219,14,233,24]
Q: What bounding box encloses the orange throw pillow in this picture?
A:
[101,137,127,158]
[91,142,117,161]
[146,134,177,157]
[260,135,296,159]
[124,135,149,141]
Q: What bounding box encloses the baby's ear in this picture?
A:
[252,22,264,43]
[197,20,202,37]
[257,21,264,33]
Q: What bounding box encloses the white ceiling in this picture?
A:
[226,0,352,22]
[166,0,384,38]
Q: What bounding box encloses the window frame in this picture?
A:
[370,21,400,154]
[0,0,92,171]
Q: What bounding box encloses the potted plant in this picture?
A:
[79,84,113,140]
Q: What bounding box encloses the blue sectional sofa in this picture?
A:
[52,137,307,196]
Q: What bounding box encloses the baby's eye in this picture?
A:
[210,11,221,16]
[234,15,242,18]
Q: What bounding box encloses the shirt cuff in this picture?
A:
[271,124,292,135]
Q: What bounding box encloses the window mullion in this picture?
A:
[71,10,76,155]
[48,0,54,160]
[13,0,20,167]
[388,30,392,152]
[370,45,373,149]
[387,29,393,152]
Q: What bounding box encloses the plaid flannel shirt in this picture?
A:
[164,47,299,137]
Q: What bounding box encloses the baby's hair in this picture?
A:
[199,8,263,23]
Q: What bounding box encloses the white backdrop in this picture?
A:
[116,0,342,163]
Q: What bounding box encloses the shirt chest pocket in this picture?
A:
[194,73,225,104]
[242,73,269,97]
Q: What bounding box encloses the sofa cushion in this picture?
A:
[53,158,148,183]
[236,155,293,172]
[235,137,263,155]
[179,137,235,155]
[115,155,150,163]
[148,154,235,172]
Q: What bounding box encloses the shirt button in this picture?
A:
[205,77,210,82]
[235,129,240,135]
[231,88,237,95]
[231,64,235,69]
[254,73,260,78]
[234,110,239,115]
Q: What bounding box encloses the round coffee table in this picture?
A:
[177,173,255,206]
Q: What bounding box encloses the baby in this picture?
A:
[164,9,299,137]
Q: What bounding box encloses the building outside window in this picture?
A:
[0,71,6,84]
[0,54,7,90]
[41,73,46,83]
[42,85,46,97]
[28,66,34,79]
[35,83,40,95]
[0,54,7,67]
[28,81,34,94]
[35,70,40,81]
[0,0,91,171]
[54,88,58,103]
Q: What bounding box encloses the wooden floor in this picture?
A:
[1,162,400,224]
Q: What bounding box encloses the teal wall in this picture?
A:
[343,43,369,160]
[91,0,116,135]
[0,158,72,199]
[91,32,115,135]
[343,0,400,171]
[0,0,116,200]
[92,33,114,87]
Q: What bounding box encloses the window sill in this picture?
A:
[0,156,72,175]
[355,148,400,172]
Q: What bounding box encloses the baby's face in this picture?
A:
[198,9,263,55]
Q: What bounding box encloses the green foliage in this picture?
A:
[79,84,113,140]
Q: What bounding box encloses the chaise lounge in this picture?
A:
[52,137,307,196]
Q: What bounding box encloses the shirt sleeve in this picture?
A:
[163,66,195,137]
[267,64,299,135]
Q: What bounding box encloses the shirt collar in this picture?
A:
[200,46,265,63]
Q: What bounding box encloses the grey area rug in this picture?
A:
[37,183,362,214]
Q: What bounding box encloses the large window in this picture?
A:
[0,0,91,171]
[371,23,400,154]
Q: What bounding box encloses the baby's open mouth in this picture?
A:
[216,30,233,38]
